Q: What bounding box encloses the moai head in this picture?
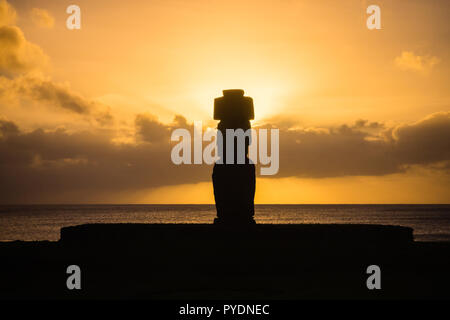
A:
[214,89,254,125]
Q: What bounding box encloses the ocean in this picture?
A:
[0,204,449,242]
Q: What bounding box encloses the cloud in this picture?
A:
[0,0,48,77]
[0,1,48,77]
[14,74,96,114]
[352,119,383,130]
[0,112,449,203]
[0,73,115,126]
[0,1,111,126]
[395,51,440,74]
[135,113,171,143]
[0,25,48,76]
[30,8,54,29]
[274,112,450,178]
[0,0,16,26]
[0,116,206,202]
[393,112,450,165]
[135,113,190,143]
[0,117,18,136]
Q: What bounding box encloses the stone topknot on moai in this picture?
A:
[212,89,256,225]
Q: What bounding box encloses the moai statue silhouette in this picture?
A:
[212,89,256,225]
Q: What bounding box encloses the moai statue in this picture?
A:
[212,89,256,225]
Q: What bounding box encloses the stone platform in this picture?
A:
[60,223,414,249]
[4,223,450,299]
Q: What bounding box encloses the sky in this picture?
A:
[0,0,449,203]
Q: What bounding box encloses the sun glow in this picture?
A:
[190,79,294,122]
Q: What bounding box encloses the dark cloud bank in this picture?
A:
[0,111,449,203]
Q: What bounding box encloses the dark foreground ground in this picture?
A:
[0,224,449,299]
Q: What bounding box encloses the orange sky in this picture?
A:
[0,0,449,203]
